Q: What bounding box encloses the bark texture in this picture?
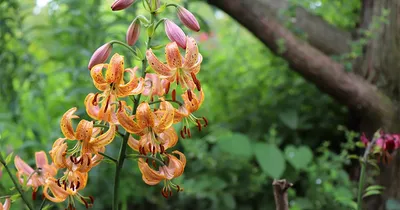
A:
[207,0,400,208]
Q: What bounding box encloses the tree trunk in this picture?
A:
[206,0,400,209]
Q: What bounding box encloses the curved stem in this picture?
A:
[109,40,137,57]
[99,152,117,163]
[112,12,156,210]
[0,153,34,210]
[154,18,167,34]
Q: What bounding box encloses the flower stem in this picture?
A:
[112,12,156,210]
[99,152,118,163]
[0,153,34,210]
[39,198,46,210]
[109,40,137,57]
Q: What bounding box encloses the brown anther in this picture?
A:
[150,95,154,102]
[172,89,176,101]
[165,81,170,95]
[118,101,123,111]
[180,129,185,139]
[177,185,180,192]
[70,156,75,163]
[57,179,62,187]
[70,182,75,190]
[196,120,202,132]
[160,145,165,154]
[104,95,111,112]
[152,160,157,168]
[187,90,193,101]
[161,190,169,198]
[87,156,91,166]
[42,193,45,200]
[152,146,156,155]
[64,182,67,191]
[146,158,149,163]
[202,117,208,127]
[80,196,89,209]
[176,74,180,85]
[184,126,187,134]
[169,190,172,197]
[32,191,37,200]
[187,129,191,138]
[77,157,83,165]
[92,93,99,106]
[148,144,152,153]
[191,72,201,91]
[89,196,94,204]
[76,181,81,190]
[68,203,73,210]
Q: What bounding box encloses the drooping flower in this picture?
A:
[0,197,10,210]
[177,6,200,32]
[146,37,202,90]
[138,151,186,197]
[88,43,112,70]
[86,54,144,123]
[164,19,187,49]
[111,0,135,11]
[14,151,57,194]
[128,126,178,155]
[126,19,141,46]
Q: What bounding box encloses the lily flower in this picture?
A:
[43,171,93,208]
[146,37,203,90]
[0,197,10,210]
[87,53,144,123]
[128,126,178,155]
[143,73,170,99]
[14,151,57,194]
[138,151,186,197]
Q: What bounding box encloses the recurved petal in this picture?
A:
[117,67,144,96]
[146,49,174,77]
[136,102,155,128]
[14,156,34,177]
[165,42,182,69]
[50,140,68,169]
[85,93,101,121]
[35,151,49,170]
[183,37,199,69]
[127,135,140,151]
[2,197,10,210]
[106,53,124,84]
[154,101,174,133]
[186,54,202,74]
[165,151,186,178]
[89,124,116,148]
[43,178,69,203]
[90,64,108,91]
[159,127,178,149]
[117,103,144,134]
[60,107,79,140]
[138,159,165,185]
[75,120,94,141]
[173,106,189,123]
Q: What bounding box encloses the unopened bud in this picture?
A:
[88,43,112,70]
[111,0,135,11]
[177,6,200,32]
[126,20,141,46]
[164,19,187,49]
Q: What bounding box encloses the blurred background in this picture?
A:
[0,0,373,209]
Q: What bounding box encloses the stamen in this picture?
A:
[172,89,176,101]
[92,93,99,106]
[104,95,111,113]
[118,101,123,111]
[184,126,187,134]
[70,182,75,190]
[161,190,168,198]
[70,156,75,163]
[177,185,180,192]
[148,144,152,153]
[165,81,170,95]
[152,146,156,155]
[87,156,91,166]
[57,179,62,187]
[160,145,165,154]
[176,73,180,85]
[180,130,185,139]
[89,196,95,204]
[191,72,201,91]
[187,90,193,101]
[202,117,208,127]
[80,196,89,209]
[187,129,191,138]
[32,191,37,200]
[76,181,81,190]
[196,120,202,132]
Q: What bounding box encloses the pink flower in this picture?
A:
[111,0,135,11]
[164,19,187,49]
[88,43,112,70]
[126,20,141,46]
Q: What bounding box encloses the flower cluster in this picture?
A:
[361,130,400,164]
[9,0,206,209]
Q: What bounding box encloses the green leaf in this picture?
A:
[278,110,298,130]
[5,152,13,165]
[217,133,252,159]
[149,43,166,50]
[363,190,382,198]
[253,143,285,178]
[155,3,167,14]
[284,145,313,170]
[221,193,236,209]
[365,185,385,192]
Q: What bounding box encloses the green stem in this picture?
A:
[112,12,156,210]
[109,40,137,56]
[38,198,46,210]
[99,152,117,163]
[127,154,165,166]
[0,153,34,210]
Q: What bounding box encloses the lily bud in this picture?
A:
[164,19,187,49]
[111,0,135,11]
[177,6,200,32]
[126,20,141,46]
[88,43,112,70]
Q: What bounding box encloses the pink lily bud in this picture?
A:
[177,6,200,32]
[164,19,187,49]
[126,20,141,46]
[88,43,112,70]
[111,0,135,11]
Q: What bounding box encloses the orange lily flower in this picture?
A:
[142,73,170,98]
[138,151,186,197]
[87,53,144,123]
[146,37,203,90]
[0,197,10,210]
[128,126,178,154]
[43,171,93,208]
[117,100,174,136]
[14,151,57,193]
[60,107,116,154]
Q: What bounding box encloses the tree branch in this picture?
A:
[272,179,293,210]
[207,0,394,129]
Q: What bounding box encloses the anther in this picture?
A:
[165,81,170,95]
[160,145,165,154]
[187,129,191,138]
[104,95,111,112]
[184,126,187,134]
[57,179,62,187]
[177,185,180,192]
[202,117,208,127]
[32,191,37,200]
[152,146,156,155]
[148,144,152,153]
[70,182,75,190]
[89,196,95,204]
[118,101,123,111]
[180,130,185,139]
[152,160,157,168]
[76,181,81,190]
[87,156,91,166]
[196,120,202,132]
[172,89,176,101]
[80,196,89,209]
[92,93,99,106]
[187,90,193,101]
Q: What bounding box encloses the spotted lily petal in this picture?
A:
[75,120,93,141]
[154,101,174,133]
[49,138,68,169]
[89,124,116,148]
[138,159,165,185]
[60,107,79,140]
[183,37,199,69]
[106,53,124,84]
[128,135,140,151]
[146,49,174,77]
[90,64,108,91]
[117,67,145,96]
[43,178,69,203]
[136,102,155,129]
[117,103,144,134]
[165,42,182,69]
